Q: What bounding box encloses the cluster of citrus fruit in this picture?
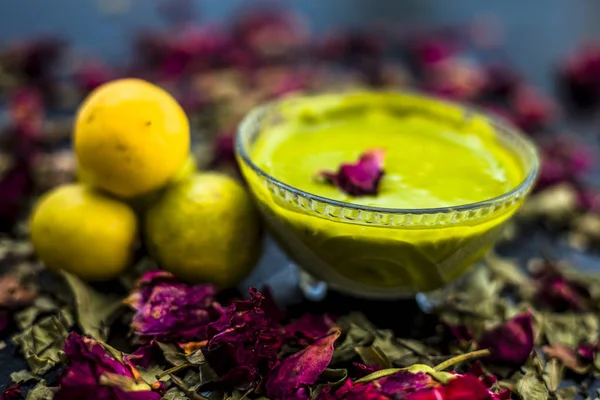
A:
[29,79,262,287]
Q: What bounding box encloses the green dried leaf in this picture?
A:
[355,345,392,368]
[485,252,531,288]
[555,386,577,400]
[183,369,202,392]
[62,271,123,341]
[319,368,348,386]
[171,374,209,400]
[542,358,563,392]
[355,364,454,385]
[12,308,73,375]
[331,314,374,364]
[15,296,60,329]
[541,312,599,347]
[10,369,39,384]
[514,371,549,400]
[26,379,54,400]
[137,363,170,385]
[199,362,219,387]
[186,349,206,366]
[158,342,189,366]
[162,388,189,400]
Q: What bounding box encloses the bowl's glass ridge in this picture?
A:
[236,91,539,299]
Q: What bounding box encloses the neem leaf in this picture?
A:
[555,386,577,400]
[514,371,549,400]
[15,296,60,330]
[10,369,39,384]
[62,271,123,341]
[158,342,189,366]
[542,357,564,392]
[162,388,188,400]
[12,308,73,375]
[186,349,206,365]
[26,380,54,400]
[354,346,392,368]
[319,368,348,386]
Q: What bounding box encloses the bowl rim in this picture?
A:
[235,89,540,216]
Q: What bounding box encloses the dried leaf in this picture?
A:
[12,308,73,375]
[10,369,39,384]
[319,368,348,386]
[186,349,206,365]
[162,388,189,400]
[26,380,54,400]
[555,386,577,400]
[542,358,563,392]
[15,296,59,329]
[158,342,189,366]
[354,346,392,368]
[514,371,549,400]
[62,271,123,341]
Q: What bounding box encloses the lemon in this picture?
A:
[74,78,190,198]
[30,184,138,281]
[145,173,262,287]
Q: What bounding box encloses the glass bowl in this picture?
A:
[236,91,539,300]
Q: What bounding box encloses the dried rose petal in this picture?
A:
[318,371,435,400]
[543,343,590,373]
[57,332,161,400]
[406,374,508,400]
[126,342,155,369]
[478,312,534,366]
[0,385,21,400]
[319,149,385,196]
[445,323,473,342]
[284,314,334,346]
[537,138,593,191]
[558,44,600,109]
[266,329,340,398]
[530,261,590,311]
[203,288,284,391]
[125,271,222,343]
[511,86,557,133]
[468,361,497,388]
[577,343,597,362]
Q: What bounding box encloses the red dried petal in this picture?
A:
[0,385,21,400]
[537,138,593,190]
[284,314,334,346]
[58,333,161,400]
[203,288,284,391]
[319,149,385,196]
[478,312,534,366]
[406,374,493,400]
[266,329,340,398]
[577,343,597,362]
[531,262,590,311]
[543,343,589,372]
[126,271,221,343]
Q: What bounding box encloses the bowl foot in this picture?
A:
[298,268,328,301]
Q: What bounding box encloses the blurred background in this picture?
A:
[0,0,596,91]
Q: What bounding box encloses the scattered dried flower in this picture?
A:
[318,149,386,196]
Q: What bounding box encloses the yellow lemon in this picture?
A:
[30,184,138,281]
[74,78,190,198]
[145,173,262,287]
